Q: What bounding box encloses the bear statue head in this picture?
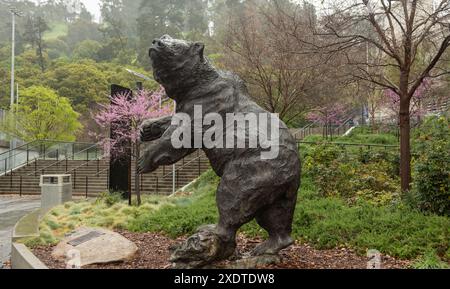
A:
[149,35,208,88]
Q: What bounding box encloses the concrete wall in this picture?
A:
[11,243,47,269]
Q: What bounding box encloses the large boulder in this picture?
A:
[52,227,138,267]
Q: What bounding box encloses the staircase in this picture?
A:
[0,141,210,197]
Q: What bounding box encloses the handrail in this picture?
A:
[2,142,67,176]
[152,150,204,194]
[0,140,40,158]
[0,139,95,158]
[159,150,202,180]
[66,156,105,175]
[1,139,99,176]
[26,143,101,177]
[297,140,399,149]
[0,141,42,162]
[95,167,109,177]
[293,120,321,139]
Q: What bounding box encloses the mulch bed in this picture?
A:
[32,231,411,269]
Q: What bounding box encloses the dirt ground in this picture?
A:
[32,231,411,269]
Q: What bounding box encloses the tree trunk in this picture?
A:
[135,142,142,206]
[399,99,412,192]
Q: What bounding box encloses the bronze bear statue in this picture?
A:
[138,35,301,268]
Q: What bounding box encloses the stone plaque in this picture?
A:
[68,231,105,247]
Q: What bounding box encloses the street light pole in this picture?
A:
[8,7,22,168]
[10,9,15,109]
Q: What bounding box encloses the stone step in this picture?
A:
[0,151,211,196]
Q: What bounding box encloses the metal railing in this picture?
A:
[25,143,101,177]
[153,150,204,195]
[2,142,104,196]
[297,140,399,151]
[66,157,108,198]
[0,140,99,175]
[293,120,322,140]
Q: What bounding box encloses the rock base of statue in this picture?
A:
[169,225,282,269]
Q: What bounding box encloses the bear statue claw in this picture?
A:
[140,117,172,142]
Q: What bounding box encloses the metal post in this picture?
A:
[73,170,76,189]
[19,176,22,197]
[85,176,88,198]
[172,164,176,194]
[10,10,15,109]
[106,169,110,190]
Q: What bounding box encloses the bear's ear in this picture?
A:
[193,42,205,60]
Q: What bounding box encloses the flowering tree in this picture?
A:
[384,79,431,124]
[93,87,173,205]
[307,104,347,126]
[307,104,347,139]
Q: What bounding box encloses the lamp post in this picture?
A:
[8,6,23,169]
[9,7,23,109]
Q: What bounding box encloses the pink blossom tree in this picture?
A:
[384,79,432,124]
[307,104,347,139]
[307,104,347,126]
[92,87,174,205]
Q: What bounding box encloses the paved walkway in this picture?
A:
[0,196,40,268]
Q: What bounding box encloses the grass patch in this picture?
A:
[29,170,449,264]
[303,129,399,145]
[25,194,174,247]
[411,251,450,269]
[127,170,220,237]
[127,171,449,262]
[337,133,398,145]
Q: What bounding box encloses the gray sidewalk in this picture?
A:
[0,196,40,268]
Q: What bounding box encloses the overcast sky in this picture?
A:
[80,0,101,21]
[32,0,328,23]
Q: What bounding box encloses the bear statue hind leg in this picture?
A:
[251,184,299,256]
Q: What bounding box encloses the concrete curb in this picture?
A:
[11,243,48,269]
[12,208,42,242]
[11,208,49,269]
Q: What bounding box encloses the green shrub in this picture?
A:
[289,192,450,260]
[339,132,398,145]
[97,191,124,207]
[303,144,400,204]
[411,116,450,216]
[126,172,449,261]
